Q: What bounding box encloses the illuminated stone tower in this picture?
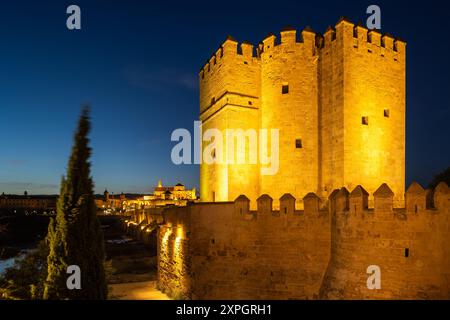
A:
[319,19,406,206]
[259,27,320,204]
[199,36,261,203]
[199,18,406,206]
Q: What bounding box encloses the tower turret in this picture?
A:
[104,189,110,201]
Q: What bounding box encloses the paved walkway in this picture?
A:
[109,280,170,300]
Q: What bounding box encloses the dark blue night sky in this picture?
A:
[0,0,449,194]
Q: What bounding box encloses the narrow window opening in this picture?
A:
[405,248,409,258]
[248,101,252,106]
[295,139,303,149]
[284,207,287,214]
[384,109,390,117]
[211,239,215,244]
[211,97,216,105]
[212,191,215,202]
[362,116,369,125]
[282,84,289,94]
[414,205,418,213]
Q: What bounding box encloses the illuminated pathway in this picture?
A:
[109,280,170,300]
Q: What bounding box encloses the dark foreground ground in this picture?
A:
[0,214,50,259]
[1,213,160,298]
[102,216,157,284]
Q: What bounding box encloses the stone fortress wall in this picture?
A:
[147,182,450,300]
[124,17,441,300]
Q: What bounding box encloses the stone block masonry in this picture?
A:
[152,182,450,300]
[199,17,406,208]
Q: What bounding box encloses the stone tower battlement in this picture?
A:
[199,18,406,75]
[199,17,406,207]
[145,182,450,299]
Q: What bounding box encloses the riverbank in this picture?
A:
[0,250,29,276]
[1,214,164,299]
[0,214,48,276]
[0,214,49,248]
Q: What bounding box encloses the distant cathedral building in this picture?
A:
[96,180,197,211]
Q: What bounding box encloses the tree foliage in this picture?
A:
[0,240,48,300]
[44,107,107,299]
[428,166,450,189]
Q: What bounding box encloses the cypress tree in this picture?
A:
[44,107,107,299]
[44,178,70,299]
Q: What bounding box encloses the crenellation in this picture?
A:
[262,33,276,51]
[315,33,324,49]
[433,182,450,210]
[354,24,368,46]
[222,35,238,54]
[153,183,450,299]
[303,192,321,215]
[208,55,215,69]
[349,185,369,214]
[234,194,250,217]
[256,194,273,214]
[382,33,394,50]
[335,187,350,212]
[280,193,296,215]
[328,189,340,215]
[280,27,296,45]
[426,188,434,209]
[301,27,316,55]
[256,42,264,57]
[323,26,336,47]
[406,182,426,214]
[335,17,354,42]
[394,38,406,53]
[374,183,394,212]
[368,29,382,46]
[240,41,254,58]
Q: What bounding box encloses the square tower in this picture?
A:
[199,18,406,206]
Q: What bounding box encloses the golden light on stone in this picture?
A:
[199,19,406,207]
